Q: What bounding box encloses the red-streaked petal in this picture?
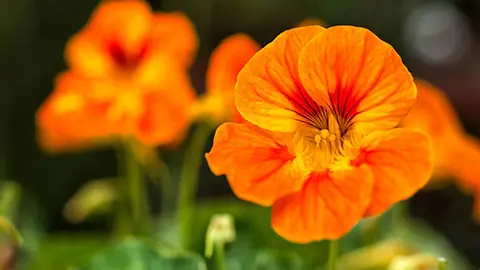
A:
[351,128,433,216]
[298,26,416,133]
[271,167,373,243]
[88,0,153,55]
[235,26,325,132]
[206,123,305,206]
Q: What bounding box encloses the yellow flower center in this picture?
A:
[291,110,356,172]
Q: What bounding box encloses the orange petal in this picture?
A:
[88,0,153,54]
[36,73,119,152]
[135,70,195,146]
[402,79,471,185]
[204,34,259,122]
[65,31,115,77]
[207,34,259,95]
[271,167,373,243]
[65,0,153,75]
[442,135,480,192]
[298,26,416,134]
[151,12,198,68]
[402,79,463,138]
[206,123,305,206]
[351,128,433,217]
[235,26,325,132]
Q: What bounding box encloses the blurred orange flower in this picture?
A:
[401,79,480,220]
[192,34,259,124]
[36,0,197,152]
[206,26,433,243]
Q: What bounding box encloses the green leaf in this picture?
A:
[0,216,22,245]
[392,215,473,270]
[0,181,22,218]
[253,250,303,270]
[75,238,206,270]
[25,233,108,270]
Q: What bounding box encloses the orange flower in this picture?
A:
[206,26,433,243]
[192,34,259,124]
[401,80,480,220]
[36,0,197,152]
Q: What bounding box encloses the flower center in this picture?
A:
[314,129,337,147]
[107,39,149,70]
[291,111,347,171]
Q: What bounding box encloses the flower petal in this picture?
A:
[204,34,259,122]
[151,12,198,68]
[136,70,195,146]
[351,128,433,216]
[402,79,463,138]
[36,73,119,152]
[65,31,115,77]
[235,26,325,132]
[65,0,153,76]
[88,0,153,54]
[298,26,416,133]
[271,167,373,243]
[206,123,305,206]
[442,135,480,192]
[207,34,259,95]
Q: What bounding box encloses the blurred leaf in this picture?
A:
[0,216,22,245]
[392,212,473,270]
[25,233,108,270]
[387,253,443,270]
[220,232,303,270]
[63,178,118,224]
[336,239,414,270]
[0,181,22,218]
[75,238,206,270]
[253,250,303,270]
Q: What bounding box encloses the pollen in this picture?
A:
[314,129,337,147]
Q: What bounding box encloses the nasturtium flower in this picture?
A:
[206,25,433,243]
[192,34,259,124]
[401,79,480,220]
[36,0,197,152]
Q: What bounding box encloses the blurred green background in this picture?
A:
[3,0,480,267]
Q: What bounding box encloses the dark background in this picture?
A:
[3,0,480,266]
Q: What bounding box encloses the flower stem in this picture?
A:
[328,239,339,270]
[438,257,448,270]
[178,123,212,250]
[147,154,174,214]
[114,142,151,237]
[214,242,226,270]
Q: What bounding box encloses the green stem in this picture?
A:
[178,123,212,250]
[114,143,151,238]
[328,239,338,270]
[438,258,448,270]
[214,242,226,270]
[149,155,174,214]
